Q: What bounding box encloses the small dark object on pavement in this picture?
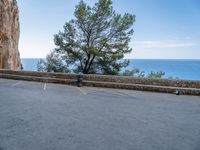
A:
[77,73,83,87]
[176,89,180,95]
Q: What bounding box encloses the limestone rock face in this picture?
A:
[0,0,21,70]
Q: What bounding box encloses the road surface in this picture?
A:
[0,78,200,150]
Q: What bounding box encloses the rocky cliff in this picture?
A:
[0,0,21,70]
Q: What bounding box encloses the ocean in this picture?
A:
[21,59,200,80]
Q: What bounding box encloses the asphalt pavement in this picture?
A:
[0,78,200,150]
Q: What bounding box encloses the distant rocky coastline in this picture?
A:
[0,0,21,70]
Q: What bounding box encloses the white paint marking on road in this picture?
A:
[76,87,87,95]
[116,89,135,98]
[84,87,105,93]
[43,83,47,91]
[11,81,21,87]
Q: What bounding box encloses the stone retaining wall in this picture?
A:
[0,69,200,95]
[0,69,77,79]
[83,74,200,88]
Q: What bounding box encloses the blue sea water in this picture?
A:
[21,58,200,80]
[127,59,200,80]
[21,58,40,71]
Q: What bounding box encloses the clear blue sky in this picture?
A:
[17,0,200,59]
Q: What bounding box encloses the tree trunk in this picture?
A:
[85,55,95,74]
[83,54,90,74]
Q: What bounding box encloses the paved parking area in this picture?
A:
[0,78,200,150]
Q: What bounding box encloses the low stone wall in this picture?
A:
[0,69,77,79]
[0,69,200,95]
[83,74,200,88]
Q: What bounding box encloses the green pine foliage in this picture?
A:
[37,51,70,73]
[122,68,165,79]
[53,0,135,74]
